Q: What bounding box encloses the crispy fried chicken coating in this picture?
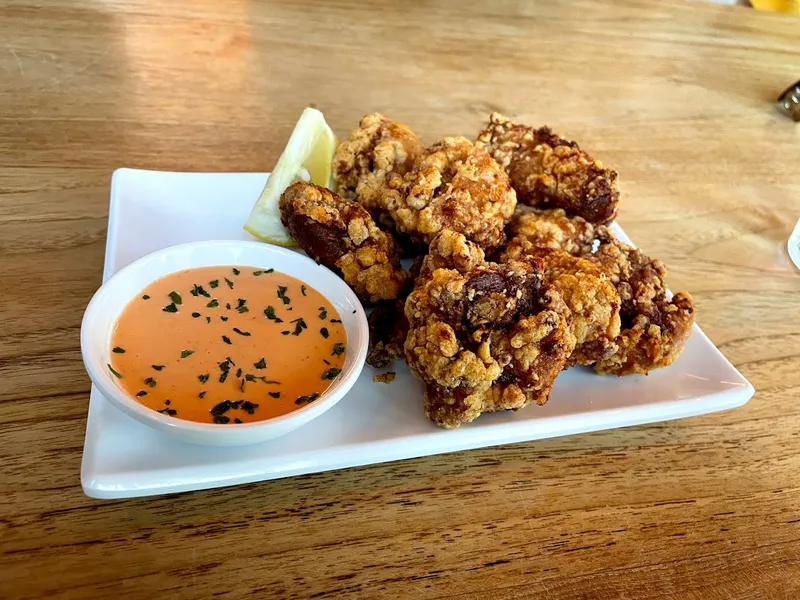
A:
[477,113,619,224]
[280,182,406,303]
[503,208,695,375]
[386,137,517,251]
[508,207,610,256]
[404,230,575,428]
[332,113,423,216]
[499,244,621,366]
[589,241,695,375]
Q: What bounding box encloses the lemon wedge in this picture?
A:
[243,107,338,246]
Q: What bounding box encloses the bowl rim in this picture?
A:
[80,239,368,436]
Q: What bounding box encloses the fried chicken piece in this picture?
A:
[477,113,619,224]
[589,240,695,375]
[366,257,425,368]
[332,113,423,217]
[385,137,517,251]
[404,230,575,428]
[593,292,694,376]
[507,207,611,256]
[503,208,695,374]
[499,244,621,366]
[280,182,406,303]
[367,299,409,368]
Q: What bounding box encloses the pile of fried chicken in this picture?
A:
[279,112,695,429]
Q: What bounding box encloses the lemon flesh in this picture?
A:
[243,108,338,247]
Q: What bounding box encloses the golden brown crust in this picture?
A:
[332,113,423,216]
[279,182,406,303]
[507,207,611,256]
[372,372,396,384]
[393,137,517,250]
[500,208,695,374]
[588,240,695,375]
[593,292,695,376]
[499,245,621,366]
[404,230,575,428]
[477,112,619,224]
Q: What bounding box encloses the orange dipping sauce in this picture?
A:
[109,266,347,424]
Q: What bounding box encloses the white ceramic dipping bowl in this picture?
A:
[81,240,368,446]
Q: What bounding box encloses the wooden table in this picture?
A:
[2,0,800,597]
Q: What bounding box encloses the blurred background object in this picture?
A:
[704,0,800,10]
[778,81,800,121]
[750,0,800,12]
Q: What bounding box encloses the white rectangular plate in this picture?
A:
[81,168,754,499]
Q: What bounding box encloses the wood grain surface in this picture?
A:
[2,0,800,598]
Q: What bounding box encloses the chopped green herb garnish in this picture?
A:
[220,315,229,322]
[318,307,328,320]
[190,284,210,298]
[136,390,147,397]
[253,358,267,370]
[159,408,178,417]
[219,371,229,384]
[225,302,231,309]
[212,400,233,415]
[320,327,329,339]
[226,356,235,366]
[277,286,290,305]
[181,350,195,359]
[301,285,307,296]
[323,359,331,366]
[264,305,283,323]
[253,270,264,276]
[199,391,207,399]
[165,399,171,405]
[332,343,345,356]
[295,393,319,405]
[236,298,248,313]
[232,327,250,337]
[162,302,178,313]
[209,280,219,288]
[291,318,307,336]
[144,377,157,387]
[151,364,165,371]
[207,298,219,308]
[192,312,201,318]
[213,415,230,424]
[239,379,246,392]
[322,367,342,380]
[198,374,210,384]
[142,294,150,300]
[112,346,126,354]
[245,373,257,382]
[234,418,243,424]
[224,278,234,289]
[281,331,290,335]
[222,335,232,345]
[206,316,211,323]
[169,291,182,305]
[269,392,281,399]
[266,268,274,273]
[330,318,342,324]
[107,364,122,378]
[232,268,240,275]
[235,368,243,378]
